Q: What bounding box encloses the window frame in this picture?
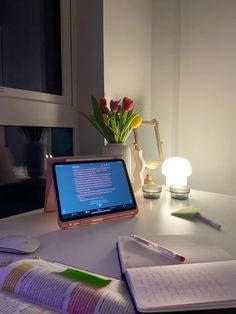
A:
[0,0,72,106]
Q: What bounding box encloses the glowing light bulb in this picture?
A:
[162,157,192,187]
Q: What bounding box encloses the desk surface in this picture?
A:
[0,189,236,279]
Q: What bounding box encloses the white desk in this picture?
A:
[0,189,236,280]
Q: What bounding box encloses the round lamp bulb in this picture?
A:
[162,157,192,187]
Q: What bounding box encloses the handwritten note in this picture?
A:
[125,260,236,312]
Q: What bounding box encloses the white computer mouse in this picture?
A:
[0,235,40,254]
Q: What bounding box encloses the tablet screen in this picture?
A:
[52,159,137,222]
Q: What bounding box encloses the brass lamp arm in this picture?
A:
[133,119,164,166]
[132,119,164,193]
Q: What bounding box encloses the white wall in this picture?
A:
[150,0,236,195]
[103,0,152,119]
[95,0,236,195]
[151,0,180,158]
[178,0,236,195]
[151,0,181,184]
[103,0,153,182]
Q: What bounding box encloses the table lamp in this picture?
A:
[162,157,192,187]
[162,157,192,199]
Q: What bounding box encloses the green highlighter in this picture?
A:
[171,208,222,230]
[56,268,112,288]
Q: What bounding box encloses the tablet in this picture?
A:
[52,159,138,229]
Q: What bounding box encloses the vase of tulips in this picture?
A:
[79,95,142,177]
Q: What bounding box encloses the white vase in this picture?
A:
[102,143,132,179]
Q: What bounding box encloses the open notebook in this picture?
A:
[125,260,236,312]
[117,235,235,312]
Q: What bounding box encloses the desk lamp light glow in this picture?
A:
[162,157,192,199]
[162,157,192,187]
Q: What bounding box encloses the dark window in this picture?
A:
[0,125,73,218]
[0,0,62,95]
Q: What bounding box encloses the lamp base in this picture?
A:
[170,185,190,200]
[142,172,162,199]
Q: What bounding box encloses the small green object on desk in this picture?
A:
[171,207,201,219]
[57,268,112,288]
[171,208,222,230]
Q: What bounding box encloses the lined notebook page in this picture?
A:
[125,260,236,312]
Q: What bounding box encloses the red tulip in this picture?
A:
[100,96,107,107]
[102,106,109,114]
[110,100,119,112]
[122,97,134,112]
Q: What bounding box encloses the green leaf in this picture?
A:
[119,111,138,136]
[91,95,104,127]
[79,111,106,138]
[90,96,115,143]
[119,106,127,128]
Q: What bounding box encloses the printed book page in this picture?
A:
[117,234,232,273]
[0,259,136,314]
[0,291,56,314]
[125,260,236,313]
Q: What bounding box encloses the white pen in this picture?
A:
[196,213,222,230]
[130,234,185,262]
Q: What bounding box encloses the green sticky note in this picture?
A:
[57,268,112,288]
[171,207,201,220]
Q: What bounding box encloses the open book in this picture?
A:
[0,258,136,314]
[117,235,236,312]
